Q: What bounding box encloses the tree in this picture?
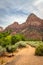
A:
[0,33,4,38]
[11,34,25,45]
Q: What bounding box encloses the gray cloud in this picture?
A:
[0,0,43,28]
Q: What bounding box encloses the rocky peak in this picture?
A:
[29,13,37,17]
[26,13,39,22]
[26,13,42,26]
[13,22,19,25]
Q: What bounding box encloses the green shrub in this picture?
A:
[11,34,25,45]
[0,35,12,47]
[35,44,43,56]
[27,41,43,47]
[0,39,4,46]
[11,35,20,44]
[0,39,10,47]
[18,43,26,48]
[4,35,12,46]
[19,34,26,41]
[0,46,6,56]
[6,45,17,53]
[2,31,11,37]
[15,41,27,48]
[0,33,4,38]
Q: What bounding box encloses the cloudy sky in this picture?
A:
[0,0,43,28]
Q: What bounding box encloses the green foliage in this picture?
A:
[2,39,10,47]
[0,46,6,56]
[0,30,43,56]
[0,39,8,47]
[0,30,11,39]
[15,41,27,48]
[6,45,17,53]
[27,41,43,47]
[0,35,12,47]
[11,34,26,45]
[0,38,5,47]
[28,38,40,41]
[6,41,27,53]
[35,44,43,56]
[19,34,26,41]
[5,35,12,45]
[0,34,43,56]
[11,35,20,44]
[18,42,26,48]
[2,31,11,37]
[0,33,4,38]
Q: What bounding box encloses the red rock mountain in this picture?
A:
[4,22,20,32]
[4,13,43,40]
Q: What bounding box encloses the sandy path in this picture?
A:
[6,45,43,65]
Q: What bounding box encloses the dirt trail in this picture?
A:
[6,45,43,65]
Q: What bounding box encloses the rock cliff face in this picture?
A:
[4,13,43,40]
[20,13,43,40]
[4,22,20,32]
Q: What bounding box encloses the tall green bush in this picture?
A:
[0,46,6,56]
[35,44,43,56]
[6,45,17,53]
[11,34,25,44]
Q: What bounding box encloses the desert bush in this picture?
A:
[35,44,43,56]
[6,45,17,53]
[27,41,43,47]
[18,43,26,48]
[15,41,27,48]
[0,46,6,56]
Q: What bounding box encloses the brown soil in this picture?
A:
[5,45,43,65]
